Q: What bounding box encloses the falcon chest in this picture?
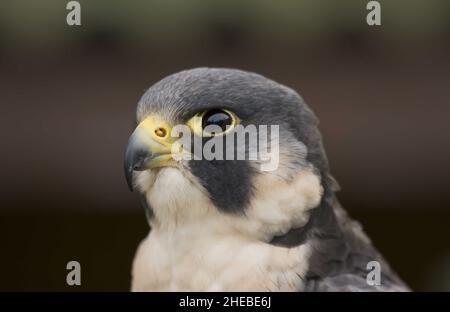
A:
[131,222,311,291]
[131,167,321,291]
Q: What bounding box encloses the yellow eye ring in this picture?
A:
[187,109,239,137]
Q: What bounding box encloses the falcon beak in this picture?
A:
[124,116,175,191]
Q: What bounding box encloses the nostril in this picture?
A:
[155,127,167,138]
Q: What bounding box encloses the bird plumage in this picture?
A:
[124,68,409,291]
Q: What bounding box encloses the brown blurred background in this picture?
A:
[0,0,449,291]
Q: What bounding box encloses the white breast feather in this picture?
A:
[131,166,322,291]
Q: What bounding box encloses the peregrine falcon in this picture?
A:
[124,68,409,292]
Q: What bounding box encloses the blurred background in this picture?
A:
[0,0,449,291]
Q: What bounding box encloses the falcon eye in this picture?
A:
[187,108,239,137]
[202,109,233,132]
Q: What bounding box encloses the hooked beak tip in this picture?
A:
[125,165,135,192]
[124,134,149,192]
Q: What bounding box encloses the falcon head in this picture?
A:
[124,68,332,240]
